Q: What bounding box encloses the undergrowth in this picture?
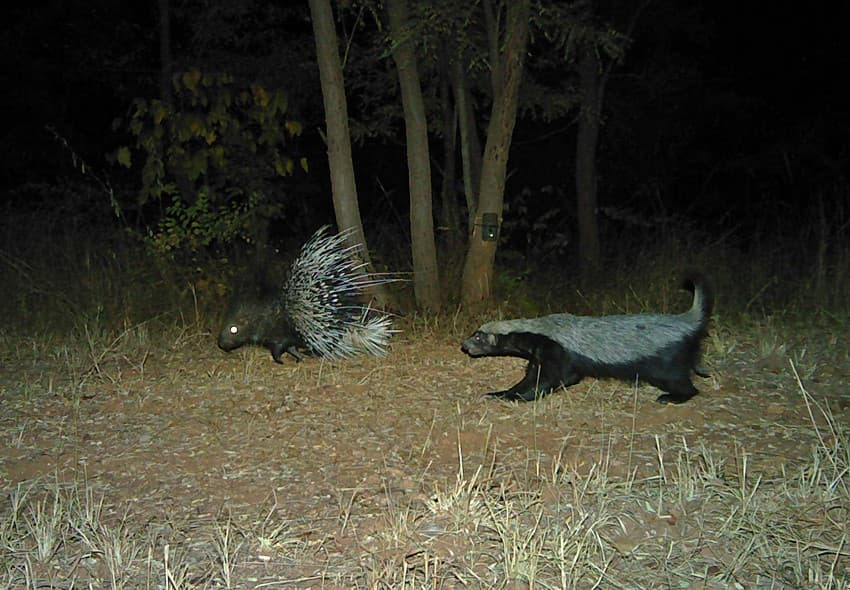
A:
[2,180,849,345]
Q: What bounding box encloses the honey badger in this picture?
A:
[461,275,713,404]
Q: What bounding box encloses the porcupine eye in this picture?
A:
[229,325,239,335]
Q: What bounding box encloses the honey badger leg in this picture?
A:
[489,362,581,401]
[488,361,550,401]
[488,335,581,402]
[694,366,710,378]
[654,378,698,404]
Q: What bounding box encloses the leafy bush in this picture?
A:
[117,70,306,254]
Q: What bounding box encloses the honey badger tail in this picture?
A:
[683,272,714,334]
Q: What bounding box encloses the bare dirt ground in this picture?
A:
[1,318,849,588]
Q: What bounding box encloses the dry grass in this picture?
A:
[1,312,849,588]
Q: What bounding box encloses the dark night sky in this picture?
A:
[715,3,846,131]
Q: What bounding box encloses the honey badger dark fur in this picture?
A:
[461,275,713,404]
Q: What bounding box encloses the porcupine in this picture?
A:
[461,274,713,404]
[218,226,396,363]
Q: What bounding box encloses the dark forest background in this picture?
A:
[0,0,847,328]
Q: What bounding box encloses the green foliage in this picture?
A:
[531,0,629,64]
[117,69,306,254]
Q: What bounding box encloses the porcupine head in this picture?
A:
[217,270,305,363]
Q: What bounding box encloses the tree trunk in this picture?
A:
[438,51,463,258]
[158,0,172,104]
[460,0,530,304]
[308,0,380,288]
[451,58,482,235]
[386,0,441,311]
[575,45,603,276]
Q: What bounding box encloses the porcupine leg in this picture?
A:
[269,342,305,363]
[285,346,304,362]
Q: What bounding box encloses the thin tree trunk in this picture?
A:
[571,0,645,279]
[460,0,529,304]
[158,0,172,104]
[451,58,482,235]
[438,53,463,257]
[575,45,603,276]
[307,0,379,284]
[386,0,441,311]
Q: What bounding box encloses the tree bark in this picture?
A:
[158,0,172,104]
[386,0,441,311]
[307,0,378,277]
[438,50,463,257]
[451,58,482,235]
[575,45,603,276]
[460,0,530,304]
